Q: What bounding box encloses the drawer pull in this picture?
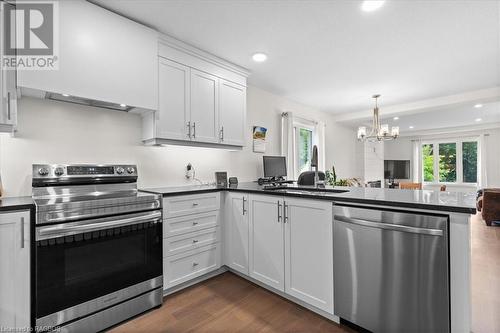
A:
[193,239,199,243]
[193,262,199,266]
[193,221,199,226]
[192,203,199,206]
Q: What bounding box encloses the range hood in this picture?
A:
[45,92,133,112]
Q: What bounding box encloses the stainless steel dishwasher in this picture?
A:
[333,204,449,333]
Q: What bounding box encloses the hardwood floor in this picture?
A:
[111,213,498,333]
[109,273,354,333]
[471,213,500,333]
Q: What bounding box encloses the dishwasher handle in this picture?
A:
[334,215,444,236]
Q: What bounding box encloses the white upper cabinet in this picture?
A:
[284,198,334,314]
[248,195,285,292]
[0,1,17,132]
[17,0,158,111]
[143,38,249,148]
[219,80,246,146]
[190,69,219,143]
[0,211,30,329]
[156,58,190,141]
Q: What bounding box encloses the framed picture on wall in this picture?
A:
[253,126,267,153]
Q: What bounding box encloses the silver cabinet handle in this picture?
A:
[192,122,196,139]
[277,201,282,222]
[193,221,199,226]
[193,262,199,266]
[20,217,25,249]
[187,121,191,138]
[242,197,247,215]
[220,126,224,142]
[334,215,444,236]
[192,202,199,207]
[192,239,198,243]
[283,201,288,223]
[7,92,11,121]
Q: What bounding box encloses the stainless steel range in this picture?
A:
[32,164,163,332]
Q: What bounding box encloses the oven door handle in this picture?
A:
[37,211,162,240]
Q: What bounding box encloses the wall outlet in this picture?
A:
[185,163,194,179]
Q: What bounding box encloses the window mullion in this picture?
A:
[457,140,463,184]
[434,142,439,183]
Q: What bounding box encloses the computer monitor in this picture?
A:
[263,156,287,178]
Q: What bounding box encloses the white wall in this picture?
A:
[0,85,357,197]
[363,141,384,185]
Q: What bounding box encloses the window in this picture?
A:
[421,138,479,184]
[297,128,313,175]
[462,141,478,183]
[292,120,318,179]
[422,144,434,182]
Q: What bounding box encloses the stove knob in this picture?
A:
[54,167,64,176]
[116,167,125,174]
[126,167,135,174]
[38,168,49,176]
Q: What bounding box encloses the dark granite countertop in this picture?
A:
[0,196,35,212]
[142,182,477,215]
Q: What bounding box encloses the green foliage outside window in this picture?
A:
[298,128,312,174]
[463,142,478,183]
[422,144,434,182]
[439,143,457,182]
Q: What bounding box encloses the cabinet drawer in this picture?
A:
[163,193,220,218]
[163,227,218,257]
[164,244,220,288]
[164,211,218,237]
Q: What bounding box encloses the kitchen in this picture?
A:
[0,1,498,332]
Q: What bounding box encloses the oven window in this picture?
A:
[36,221,162,318]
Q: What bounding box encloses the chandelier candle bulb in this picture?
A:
[391,126,400,137]
[357,126,367,140]
[380,124,389,136]
[357,95,398,142]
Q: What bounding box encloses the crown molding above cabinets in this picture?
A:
[142,37,249,149]
[17,0,158,112]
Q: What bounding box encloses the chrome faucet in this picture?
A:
[311,145,321,187]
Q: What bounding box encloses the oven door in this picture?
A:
[35,210,163,325]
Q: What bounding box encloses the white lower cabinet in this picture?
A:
[284,198,334,314]
[0,210,30,329]
[164,244,220,288]
[224,193,249,275]
[162,193,221,290]
[248,195,285,292]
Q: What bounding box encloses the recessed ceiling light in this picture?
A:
[252,53,267,62]
[475,118,482,122]
[409,126,414,129]
[361,0,386,12]
[393,117,399,120]
[120,104,127,108]
[62,94,70,97]
[474,104,483,108]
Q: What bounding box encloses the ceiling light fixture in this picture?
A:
[357,95,399,142]
[252,53,267,62]
[409,126,414,129]
[62,94,70,97]
[474,104,483,108]
[393,117,399,120]
[361,0,386,12]
[120,103,127,108]
[475,118,482,122]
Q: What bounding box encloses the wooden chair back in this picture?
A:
[399,182,422,190]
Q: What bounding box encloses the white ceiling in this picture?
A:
[93,0,500,114]
[342,100,500,135]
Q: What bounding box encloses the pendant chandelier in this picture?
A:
[357,94,399,142]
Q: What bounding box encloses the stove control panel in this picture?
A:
[32,164,138,185]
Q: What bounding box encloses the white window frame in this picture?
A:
[421,137,479,186]
[292,120,317,179]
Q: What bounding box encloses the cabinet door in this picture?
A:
[219,80,246,146]
[0,211,30,329]
[190,69,219,143]
[157,58,190,141]
[225,193,249,275]
[284,198,333,313]
[0,1,16,128]
[249,195,284,291]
